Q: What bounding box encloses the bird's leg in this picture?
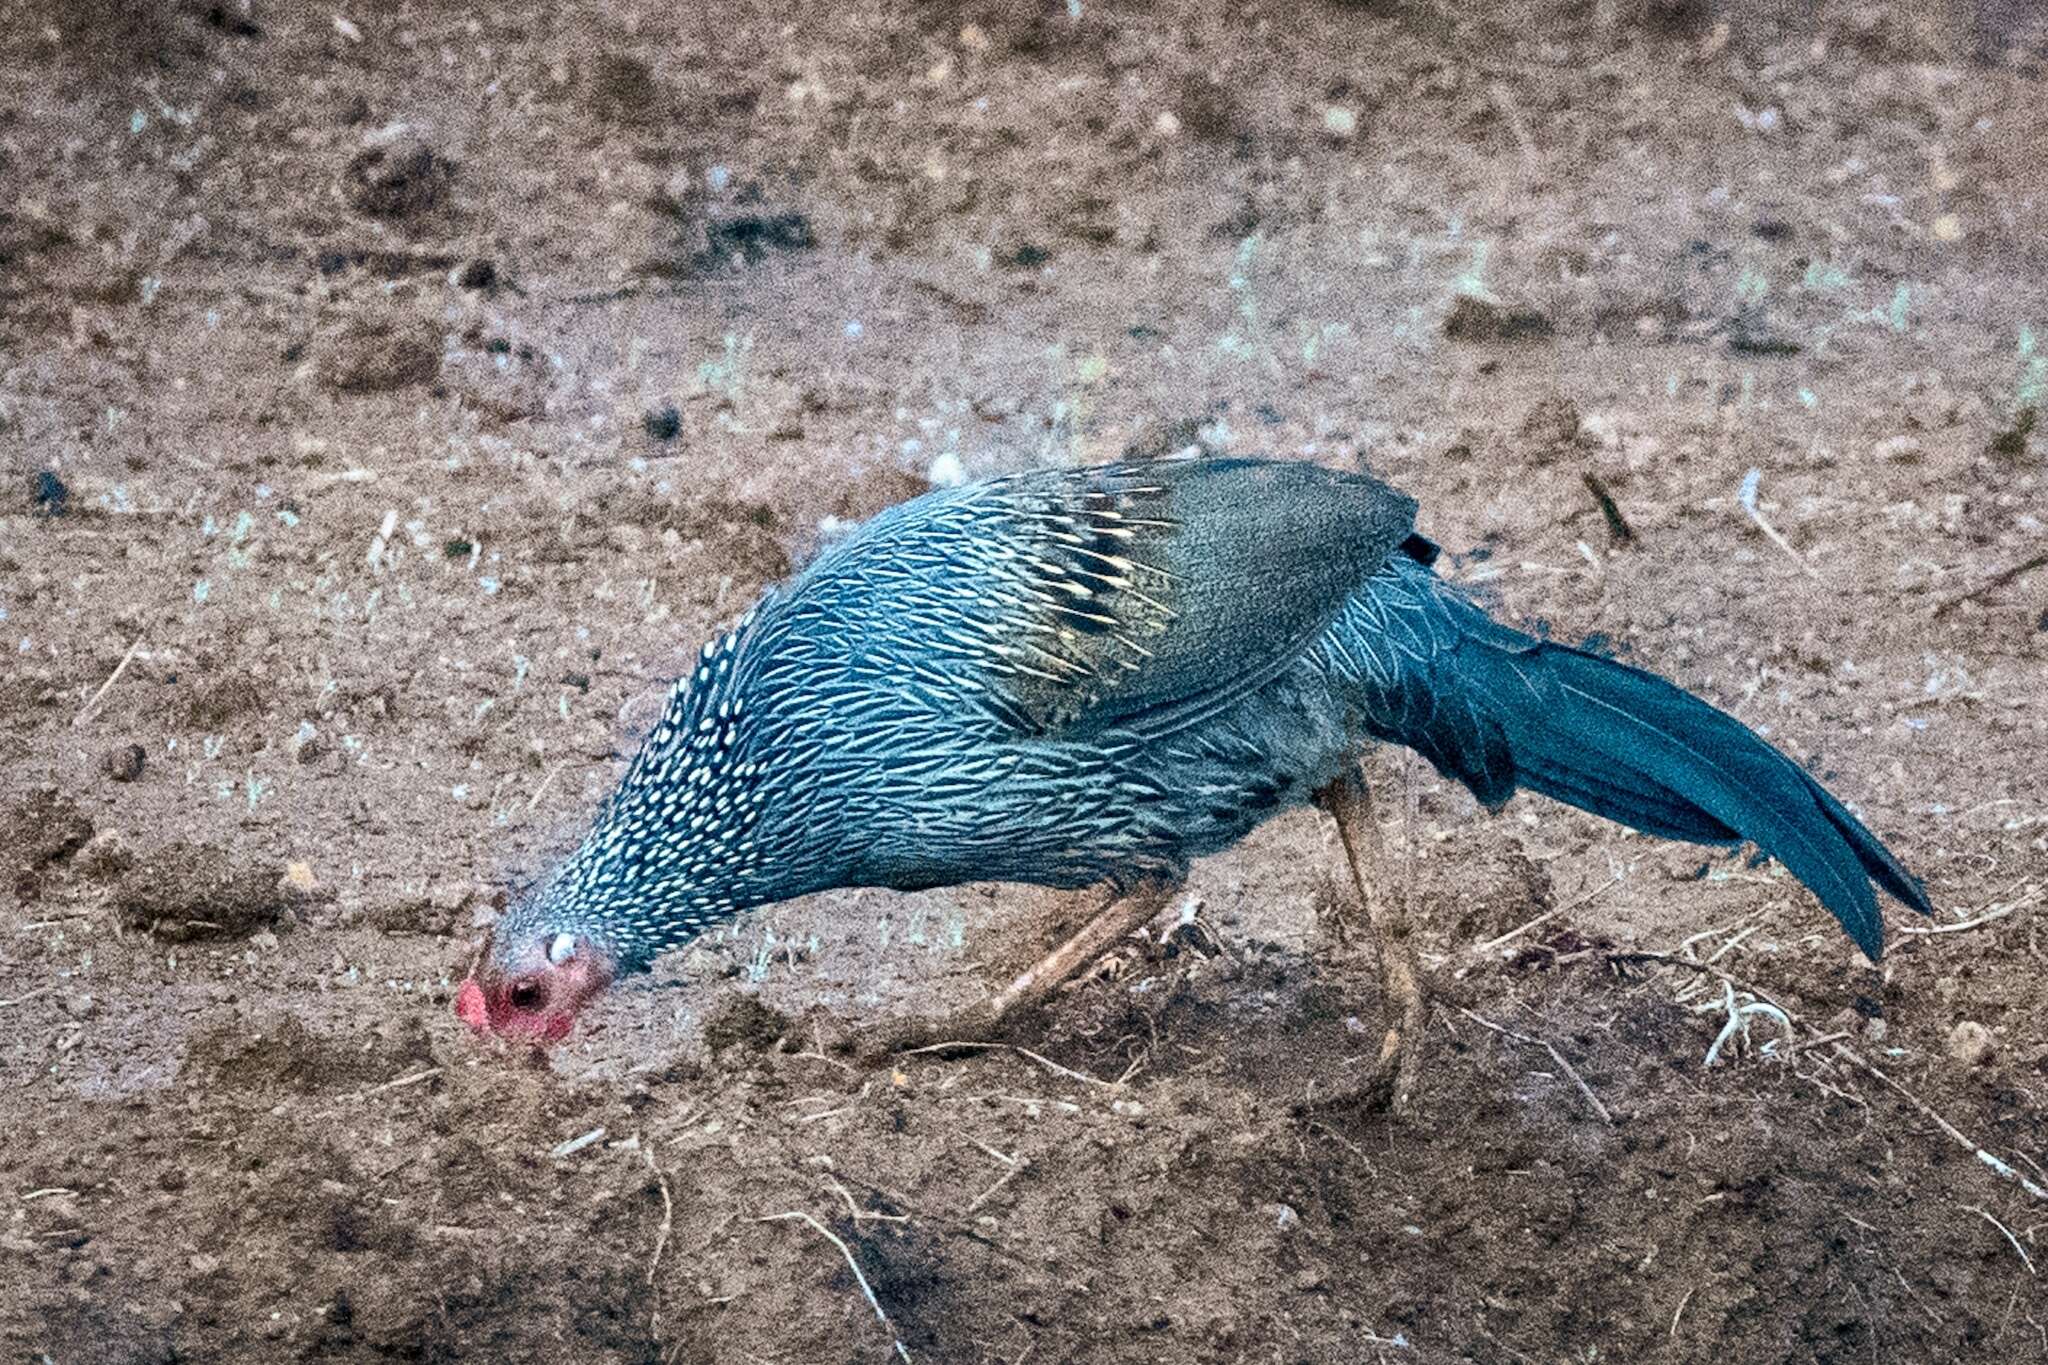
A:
[982,878,1180,1021]
[859,879,1180,1062]
[1311,767,1427,1114]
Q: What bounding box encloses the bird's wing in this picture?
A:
[980,457,1418,739]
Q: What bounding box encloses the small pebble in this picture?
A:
[927,451,967,488]
[32,470,69,516]
[1946,1020,1996,1067]
[1322,106,1359,140]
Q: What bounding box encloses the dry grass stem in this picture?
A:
[1832,1043,2048,1203]
[967,1159,1030,1214]
[358,1066,442,1097]
[1736,469,1825,583]
[1931,551,2048,618]
[549,1126,607,1160]
[1453,1006,1615,1125]
[1670,1286,1694,1340]
[759,1210,913,1363]
[1484,80,1539,171]
[1897,886,2041,937]
[646,1148,674,1286]
[826,1176,908,1224]
[897,1041,1120,1090]
[1965,1204,2036,1275]
[73,634,146,728]
[526,759,570,811]
[1465,871,1624,959]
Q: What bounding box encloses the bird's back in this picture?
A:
[730,457,1424,891]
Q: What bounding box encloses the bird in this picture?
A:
[456,455,1931,1106]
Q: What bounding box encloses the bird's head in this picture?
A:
[456,611,791,1047]
[455,912,619,1046]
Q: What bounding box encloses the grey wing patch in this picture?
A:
[982,458,1418,740]
[978,467,1185,734]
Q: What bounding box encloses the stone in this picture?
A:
[1946,1020,1996,1068]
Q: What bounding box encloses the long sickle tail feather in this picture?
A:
[1388,581,1933,959]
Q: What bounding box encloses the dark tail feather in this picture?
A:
[1425,613,1932,959]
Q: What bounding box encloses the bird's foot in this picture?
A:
[1293,1001,1428,1119]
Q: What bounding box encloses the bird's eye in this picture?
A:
[509,979,543,1010]
[547,932,577,965]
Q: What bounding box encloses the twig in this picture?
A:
[759,1211,913,1363]
[526,760,570,811]
[1897,888,2040,937]
[1832,1043,2048,1202]
[1454,1006,1615,1125]
[1736,468,1823,583]
[1966,1205,2037,1274]
[1582,472,1635,548]
[357,1066,442,1097]
[1485,80,1540,173]
[0,986,54,1009]
[1670,1286,1694,1340]
[967,1159,1030,1214]
[72,634,145,728]
[646,1147,674,1286]
[549,1126,607,1160]
[1932,551,2048,618]
[896,1041,1120,1090]
[1466,872,1623,959]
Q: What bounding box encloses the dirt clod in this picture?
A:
[318,315,445,395]
[343,130,456,220]
[103,742,146,783]
[114,843,307,940]
[1444,292,1554,342]
[700,992,791,1054]
[3,788,93,881]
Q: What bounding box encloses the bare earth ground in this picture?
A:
[4,1,2048,1361]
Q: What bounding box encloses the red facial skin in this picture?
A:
[455,935,617,1045]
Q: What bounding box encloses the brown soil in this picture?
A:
[5,2,2048,1361]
